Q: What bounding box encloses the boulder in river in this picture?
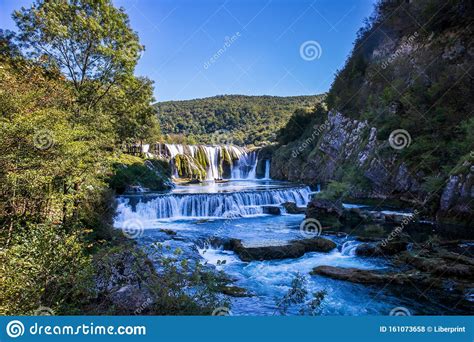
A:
[355,241,408,257]
[396,250,474,279]
[282,201,306,214]
[262,205,282,215]
[305,198,344,227]
[306,198,343,217]
[160,228,177,236]
[227,237,336,261]
[340,208,369,227]
[220,285,253,297]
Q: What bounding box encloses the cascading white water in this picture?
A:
[165,143,185,158]
[231,151,258,180]
[204,146,220,180]
[264,160,270,180]
[114,186,311,222]
[161,143,259,180]
[341,240,359,256]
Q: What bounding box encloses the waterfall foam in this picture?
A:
[114,186,311,223]
[341,240,359,256]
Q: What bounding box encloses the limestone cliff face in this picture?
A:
[271,110,421,196]
[271,109,472,223]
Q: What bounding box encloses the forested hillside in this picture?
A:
[271,0,473,225]
[155,94,324,146]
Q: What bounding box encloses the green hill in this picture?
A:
[155,94,324,146]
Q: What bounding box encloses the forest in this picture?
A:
[156,94,324,146]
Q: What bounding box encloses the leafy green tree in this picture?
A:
[100,76,160,144]
[13,0,143,109]
[0,223,93,315]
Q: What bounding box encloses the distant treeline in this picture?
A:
[155,94,325,146]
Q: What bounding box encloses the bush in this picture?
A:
[146,243,229,315]
[274,273,326,315]
[0,224,94,315]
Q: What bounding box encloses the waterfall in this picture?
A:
[164,143,185,158]
[204,146,220,180]
[114,186,311,222]
[231,151,258,180]
[264,160,270,180]
[341,240,358,256]
[158,143,258,180]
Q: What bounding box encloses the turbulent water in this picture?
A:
[141,143,264,180]
[114,179,464,316]
[115,184,310,221]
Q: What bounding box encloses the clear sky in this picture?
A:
[0,0,377,102]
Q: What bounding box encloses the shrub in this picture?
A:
[317,181,351,200]
[0,224,94,315]
[145,243,229,315]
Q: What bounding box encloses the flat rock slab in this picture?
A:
[227,237,336,262]
[262,205,282,215]
[310,265,418,285]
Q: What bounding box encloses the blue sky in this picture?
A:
[1,0,377,101]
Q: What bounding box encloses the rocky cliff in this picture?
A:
[271,0,473,226]
[272,110,472,225]
[272,111,417,193]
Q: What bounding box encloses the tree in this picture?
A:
[100,76,160,144]
[13,0,143,109]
